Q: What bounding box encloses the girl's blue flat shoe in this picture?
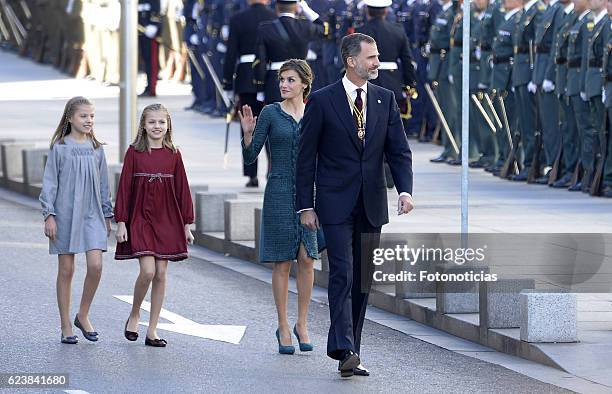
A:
[61,334,78,344]
[276,329,295,354]
[293,325,313,352]
[74,314,98,342]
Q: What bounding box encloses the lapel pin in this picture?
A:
[377,99,381,104]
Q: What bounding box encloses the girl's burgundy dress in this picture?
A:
[114,146,193,261]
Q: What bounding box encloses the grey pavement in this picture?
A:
[2,49,612,393]
[0,192,575,394]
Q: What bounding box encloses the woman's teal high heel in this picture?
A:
[276,329,295,354]
[293,325,313,352]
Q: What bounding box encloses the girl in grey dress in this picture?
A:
[240,60,318,354]
[40,97,113,344]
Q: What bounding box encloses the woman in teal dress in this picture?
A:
[240,59,319,354]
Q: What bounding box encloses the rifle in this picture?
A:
[425,82,460,156]
[590,107,608,195]
[199,51,237,169]
[498,93,520,178]
[548,138,563,185]
[484,92,503,129]
[527,90,543,183]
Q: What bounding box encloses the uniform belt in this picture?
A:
[607,74,612,82]
[514,46,529,54]
[480,44,492,51]
[555,57,567,65]
[378,62,398,70]
[492,55,513,64]
[589,59,603,68]
[567,58,581,68]
[536,45,550,54]
[239,54,256,63]
[268,61,285,71]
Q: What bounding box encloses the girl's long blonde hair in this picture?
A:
[131,103,177,153]
[50,96,104,149]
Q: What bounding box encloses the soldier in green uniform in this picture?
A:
[490,0,523,176]
[599,2,612,197]
[532,0,566,183]
[550,0,580,187]
[428,0,458,164]
[511,0,545,181]
[479,0,507,173]
[448,0,492,165]
[565,0,592,191]
[582,0,608,192]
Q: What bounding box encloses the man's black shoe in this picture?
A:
[338,350,360,378]
[551,173,572,188]
[138,90,156,98]
[469,160,485,169]
[535,174,549,184]
[446,158,461,166]
[354,364,370,376]
[511,170,528,181]
[568,182,582,191]
[430,155,448,163]
[603,187,612,198]
[245,177,259,188]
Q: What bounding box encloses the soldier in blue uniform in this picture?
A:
[184,0,206,110]
[138,0,163,97]
[223,0,276,187]
[253,0,328,104]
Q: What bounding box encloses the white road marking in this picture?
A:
[113,295,246,344]
[64,390,91,394]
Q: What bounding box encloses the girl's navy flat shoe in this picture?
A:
[61,334,78,344]
[74,314,99,342]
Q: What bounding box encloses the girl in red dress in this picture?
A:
[114,103,194,347]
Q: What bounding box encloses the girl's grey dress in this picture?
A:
[243,103,319,262]
[39,137,113,254]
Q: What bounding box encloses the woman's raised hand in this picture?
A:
[238,104,257,141]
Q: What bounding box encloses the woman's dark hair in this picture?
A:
[278,59,314,99]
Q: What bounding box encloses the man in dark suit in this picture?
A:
[223,0,276,187]
[296,33,414,378]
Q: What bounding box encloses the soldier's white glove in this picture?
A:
[448,75,454,84]
[602,88,606,103]
[257,92,265,102]
[221,25,229,41]
[216,42,227,53]
[475,47,482,60]
[144,24,158,39]
[542,79,555,93]
[224,90,234,102]
[477,83,488,90]
[299,1,320,22]
[189,34,199,46]
[580,91,588,102]
[425,43,431,55]
[527,81,537,94]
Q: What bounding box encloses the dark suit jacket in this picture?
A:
[222,3,276,93]
[296,80,413,227]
